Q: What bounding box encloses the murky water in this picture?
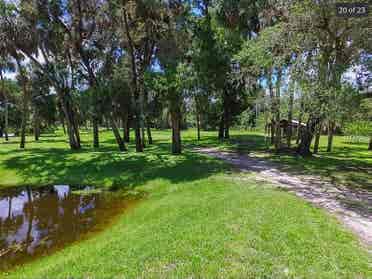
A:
[0,185,136,270]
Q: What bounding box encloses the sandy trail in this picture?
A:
[195,147,372,250]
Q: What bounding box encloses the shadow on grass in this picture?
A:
[2,130,370,190]
[1,141,228,190]
[0,138,67,145]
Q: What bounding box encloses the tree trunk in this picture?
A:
[133,82,144,152]
[297,116,319,156]
[327,120,335,152]
[270,122,275,144]
[275,125,281,150]
[313,122,322,154]
[140,91,146,149]
[224,121,230,139]
[71,105,81,148]
[91,75,131,152]
[20,102,28,149]
[141,127,146,148]
[369,136,372,150]
[196,112,201,141]
[17,60,29,149]
[1,72,8,141]
[34,110,40,141]
[287,83,294,147]
[146,117,153,145]
[123,9,144,153]
[296,101,304,144]
[274,69,282,151]
[109,113,127,151]
[171,110,181,154]
[59,105,66,135]
[4,100,8,141]
[223,91,230,140]
[59,91,81,150]
[61,120,66,135]
[105,117,110,131]
[264,109,269,143]
[134,109,143,152]
[268,71,275,145]
[134,124,142,151]
[122,111,130,142]
[218,114,224,140]
[92,116,99,148]
[134,74,146,151]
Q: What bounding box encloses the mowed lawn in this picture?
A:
[0,129,371,278]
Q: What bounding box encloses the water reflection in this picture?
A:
[0,185,131,270]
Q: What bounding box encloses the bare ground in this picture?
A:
[195,147,372,251]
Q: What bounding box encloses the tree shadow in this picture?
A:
[1,141,228,190]
[2,130,370,190]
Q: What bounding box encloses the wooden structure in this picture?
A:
[265,119,306,146]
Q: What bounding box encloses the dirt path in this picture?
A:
[195,147,372,250]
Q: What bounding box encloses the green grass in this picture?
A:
[0,129,223,188]
[1,129,370,190]
[0,129,371,278]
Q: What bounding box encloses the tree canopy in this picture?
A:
[0,0,370,154]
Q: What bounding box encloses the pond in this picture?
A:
[0,185,137,270]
